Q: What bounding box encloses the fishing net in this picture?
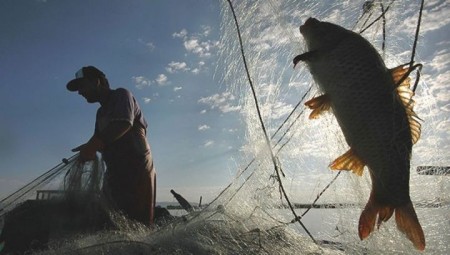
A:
[0,154,105,219]
[3,1,449,254]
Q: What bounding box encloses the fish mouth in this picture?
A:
[300,17,318,34]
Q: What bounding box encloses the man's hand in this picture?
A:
[72,136,104,162]
[72,143,97,162]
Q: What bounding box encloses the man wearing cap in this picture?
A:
[66,66,156,226]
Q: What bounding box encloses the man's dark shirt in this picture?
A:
[94,88,155,225]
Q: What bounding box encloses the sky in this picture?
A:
[0,0,244,203]
[0,0,449,204]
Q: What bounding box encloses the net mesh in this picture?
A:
[0,154,105,219]
[2,1,449,254]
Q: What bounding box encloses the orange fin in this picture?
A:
[329,148,366,176]
[359,194,426,251]
[390,64,410,85]
[358,194,394,239]
[358,193,378,241]
[395,202,426,251]
[304,94,331,119]
[390,65,422,144]
[377,206,394,229]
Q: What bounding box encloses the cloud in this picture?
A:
[428,49,450,73]
[155,74,168,86]
[172,29,188,39]
[201,25,212,37]
[132,76,152,89]
[203,140,214,147]
[191,68,200,74]
[441,103,450,112]
[401,1,450,34]
[200,109,207,114]
[261,101,294,120]
[143,97,151,104]
[427,71,450,104]
[166,61,189,73]
[198,92,241,113]
[137,38,155,52]
[219,104,241,113]
[198,125,210,131]
[146,42,155,51]
[173,86,182,92]
[224,128,238,133]
[173,28,219,58]
[184,39,219,58]
[436,119,450,134]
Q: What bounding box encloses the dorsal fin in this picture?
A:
[390,64,421,144]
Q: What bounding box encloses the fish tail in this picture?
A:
[358,192,382,241]
[395,201,426,251]
[358,193,425,251]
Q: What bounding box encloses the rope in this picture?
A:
[225,0,316,244]
[359,0,396,34]
[0,154,79,217]
[215,0,425,241]
[410,0,425,93]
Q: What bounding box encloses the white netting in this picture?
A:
[0,154,105,218]
[3,1,449,254]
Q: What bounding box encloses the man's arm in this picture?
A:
[73,121,132,162]
[97,121,131,145]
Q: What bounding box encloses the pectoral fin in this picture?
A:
[304,95,331,119]
[293,50,319,67]
[390,64,422,144]
[329,148,366,176]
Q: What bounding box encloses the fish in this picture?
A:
[293,18,424,250]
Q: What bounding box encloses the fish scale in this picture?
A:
[294,17,425,250]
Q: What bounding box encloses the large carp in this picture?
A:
[293,18,424,250]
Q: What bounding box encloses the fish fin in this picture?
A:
[390,65,422,144]
[293,50,319,67]
[358,192,379,240]
[359,193,426,251]
[359,193,394,239]
[395,202,426,251]
[390,64,410,85]
[377,206,394,229]
[329,148,365,176]
[304,95,331,119]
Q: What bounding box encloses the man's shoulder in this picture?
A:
[113,87,132,95]
[112,88,135,99]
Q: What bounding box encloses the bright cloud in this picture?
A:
[428,49,450,73]
[132,76,152,89]
[143,97,151,104]
[172,29,188,39]
[198,92,241,114]
[401,1,450,34]
[166,61,189,73]
[261,101,294,120]
[198,125,210,131]
[203,140,214,147]
[173,28,219,58]
[155,74,168,86]
[173,86,182,92]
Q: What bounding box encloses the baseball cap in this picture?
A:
[66,66,105,91]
